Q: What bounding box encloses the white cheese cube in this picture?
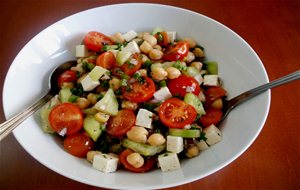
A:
[203,75,219,86]
[194,74,204,85]
[135,109,153,129]
[81,75,100,91]
[75,45,90,57]
[203,124,222,146]
[93,153,119,173]
[158,152,181,172]
[196,140,209,151]
[167,136,184,153]
[153,87,172,101]
[122,41,141,54]
[167,31,176,43]
[122,30,138,42]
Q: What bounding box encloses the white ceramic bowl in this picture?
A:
[3,3,270,189]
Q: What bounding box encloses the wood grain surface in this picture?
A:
[0,0,299,190]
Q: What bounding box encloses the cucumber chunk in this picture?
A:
[169,128,201,138]
[39,95,60,133]
[94,88,119,116]
[83,115,103,141]
[206,61,218,75]
[122,138,166,156]
[182,66,200,77]
[58,88,72,103]
[184,93,206,115]
[89,66,108,81]
[116,51,131,66]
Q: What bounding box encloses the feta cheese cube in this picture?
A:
[122,41,141,54]
[167,136,184,153]
[153,87,172,101]
[122,30,138,42]
[203,124,222,146]
[196,140,209,150]
[158,152,181,172]
[194,74,204,85]
[167,31,176,43]
[81,75,100,91]
[203,75,219,86]
[75,45,90,57]
[135,109,153,129]
[93,153,119,173]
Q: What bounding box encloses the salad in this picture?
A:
[40,28,227,173]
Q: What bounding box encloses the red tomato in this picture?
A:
[49,103,83,135]
[120,54,142,76]
[106,109,136,137]
[63,133,94,158]
[159,98,197,128]
[84,31,113,52]
[154,31,169,47]
[204,86,227,106]
[163,41,189,61]
[199,108,223,127]
[57,70,77,88]
[96,51,116,70]
[119,149,156,173]
[167,75,201,97]
[123,77,155,103]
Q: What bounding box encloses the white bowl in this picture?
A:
[2,3,270,189]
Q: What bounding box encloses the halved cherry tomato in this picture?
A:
[123,77,155,103]
[204,86,227,106]
[199,108,223,127]
[49,103,83,135]
[159,98,197,128]
[63,133,94,158]
[167,75,201,97]
[120,54,142,76]
[119,149,156,173]
[57,70,77,88]
[154,31,169,47]
[106,109,136,137]
[96,51,116,70]
[84,31,113,52]
[163,41,189,61]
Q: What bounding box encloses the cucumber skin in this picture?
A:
[58,88,72,103]
[94,88,119,116]
[184,93,206,115]
[169,128,201,138]
[122,138,166,156]
[83,115,102,142]
[207,61,218,75]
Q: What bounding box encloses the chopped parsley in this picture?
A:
[172,61,187,71]
[132,73,145,84]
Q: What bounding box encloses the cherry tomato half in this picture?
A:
[167,75,201,97]
[57,70,77,88]
[154,31,169,47]
[96,51,116,70]
[204,86,227,106]
[63,133,94,158]
[123,77,156,103]
[120,54,142,76]
[84,31,113,52]
[199,108,223,127]
[106,109,136,137]
[119,149,156,173]
[49,103,83,135]
[159,98,197,128]
[163,41,189,61]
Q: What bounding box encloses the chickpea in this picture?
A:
[94,112,110,123]
[126,126,149,143]
[86,150,102,163]
[193,47,205,58]
[121,100,139,110]
[184,38,197,48]
[153,44,162,51]
[143,34,157,46]
[190,61,203,71]
[140,41,153,54]
[147,133,166,146]
[136,69,148,77]
[140,54,150,63]
[76,97,90,109]
[126,152,144,168]
[87,93,98,105]
[211,98,223,110]
[109,77,121,90]
[110,32,125,43]
[149,49,163,60]
[137,32,150,39]
[186,52,195,63]
[166,67,181,79]
[185,145,200,158]
[151,67,167,81]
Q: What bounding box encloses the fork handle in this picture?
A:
[0,92,53,141]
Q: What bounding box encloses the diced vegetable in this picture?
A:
[122,138,165,156]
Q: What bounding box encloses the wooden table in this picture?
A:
[0,1,299,189]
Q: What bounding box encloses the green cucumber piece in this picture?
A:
[89,66,108,81]
[58,88,72,103]
[94,88,119,116]
[206,61,218,74]
[122,138,166,156]
[184,93,206,115]
[39,95,60,134]
[116,51,131,66]
[83,115,102,141]
[182,66,200,77]
[169,128,201,138]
